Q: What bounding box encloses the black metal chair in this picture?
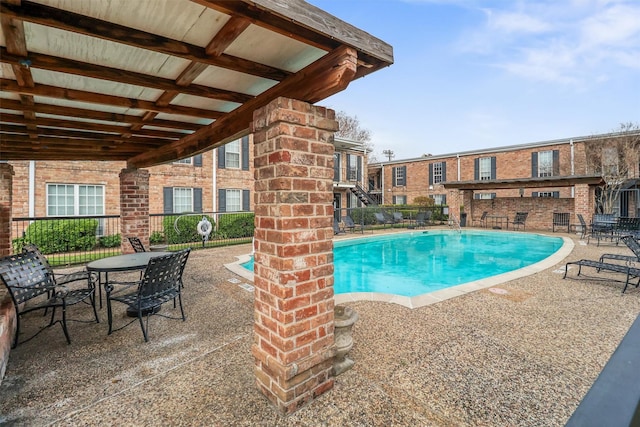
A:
[511,212,529,230]
[576,214,588,239]
[106,248,190,342]
[128,236,147,253]
[472,211,488,228]
[600,235,640,264]
[0,250,99,348]
[374,212,394,228]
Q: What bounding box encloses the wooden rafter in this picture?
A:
[0,47,254,104]
[129,46,357,168]
[0,79,222,119]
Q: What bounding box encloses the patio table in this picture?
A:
[87,252,170,312]
[487,215,509,229]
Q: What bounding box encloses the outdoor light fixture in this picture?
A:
[519,188,525,197]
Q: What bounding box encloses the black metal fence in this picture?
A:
[333,205,449,231]
[11,211,254,267]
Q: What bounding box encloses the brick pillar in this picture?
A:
[252,97,337,414]
[119,168,150,254]
[447,189,462,222]
[0,163,14,256]
[574,184,594,226]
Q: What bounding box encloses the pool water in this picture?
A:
[241,230,563,297]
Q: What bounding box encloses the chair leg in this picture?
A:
[178,294,186,321]
[60,303,71,344]
[12,315,21,349]
[138,310,149,342]
[106,298,114,335]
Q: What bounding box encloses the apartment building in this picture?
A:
[8,135,254,223]
[368,132,639,229]
[8,135,366,221]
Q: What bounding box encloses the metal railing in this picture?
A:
[334,205,449,231]
[11,211,254,267]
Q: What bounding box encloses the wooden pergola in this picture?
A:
[0,0,394,414]
[0,0,393,167]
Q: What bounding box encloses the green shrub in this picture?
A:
[218,213,255,238]
[164,214,215,244]
[23,218,98,254]
[12,237,25,253]
[149,231,165,244]
[99,234,121,248]
[350,208,378,225]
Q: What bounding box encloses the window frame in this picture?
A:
[479,157,492,181]
[225,189,242,212]
[173,187,194,213]
[225,139,241,169]
[433,162,443,184]
[46,183,105,217]
[538,150,553,177]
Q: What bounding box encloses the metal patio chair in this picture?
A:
[0,250,99,348]
[128,236,147,253]
[106,248,190,342]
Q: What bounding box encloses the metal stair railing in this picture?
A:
[350,184,378,206]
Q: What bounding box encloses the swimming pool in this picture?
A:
[240,230,565,297]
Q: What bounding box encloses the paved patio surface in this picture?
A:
[1,229,639,426]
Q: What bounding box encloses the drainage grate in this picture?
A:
[227,278,241,284]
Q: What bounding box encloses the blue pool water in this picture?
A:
[241,230,563,297]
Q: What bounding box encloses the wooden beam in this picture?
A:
[205,16,251,56]
[0,111,183,139]
[1,1,290,82]
[0,47,254,104]
[0,124,172,144]
[0,79,223,119]
[128,46,357,168]
[0,98,204,131]
[194,0,393,70]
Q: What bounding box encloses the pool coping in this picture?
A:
[223,230,576,309]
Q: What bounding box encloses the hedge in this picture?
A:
[218,213,255,238]
[22,218,99,254]
[164,214,216,244]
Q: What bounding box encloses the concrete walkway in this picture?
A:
[1,230,639,426]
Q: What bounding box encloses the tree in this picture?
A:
[584,122,640,214]
[335,111,378,163]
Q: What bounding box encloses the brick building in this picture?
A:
[368,131,639,229]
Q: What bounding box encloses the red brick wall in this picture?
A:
[383,143,582,204]
[470,197,576,231]
[0,163,14,256]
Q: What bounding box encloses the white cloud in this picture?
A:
[458,1,640,83]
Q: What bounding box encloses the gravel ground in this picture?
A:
[1,229,639,426]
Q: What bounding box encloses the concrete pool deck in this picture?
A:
[225,229,575,309]
[1,228,640,426]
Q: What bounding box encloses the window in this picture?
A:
[47,184,104,216]
[393,195,406,205]
[476,193,495,200]
[174,158,192,165]
[479,157,492,180]
[347,154,358,181]
[432,194,446,205]
[334,153,341,181]
[225,189,242,212]
[433,162,443,184]
[347,192,359,209]
[225,140,240,169]
[533,191,560,198]
[393,166,406,186]
[173,188,193,213]
[537,150,553,177]
[218,188,250,212]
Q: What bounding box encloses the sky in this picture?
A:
[309,0,640,161]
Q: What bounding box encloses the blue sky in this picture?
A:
[309,0,640,160]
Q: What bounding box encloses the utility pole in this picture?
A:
[382,149,394,162]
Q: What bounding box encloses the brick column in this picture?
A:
[0,163,14,256]
[574,184,594,226]
[252,97,337,414]
[447,189,462,222]
[119,168,150,254]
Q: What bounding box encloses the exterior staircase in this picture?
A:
[350,184,378,206]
